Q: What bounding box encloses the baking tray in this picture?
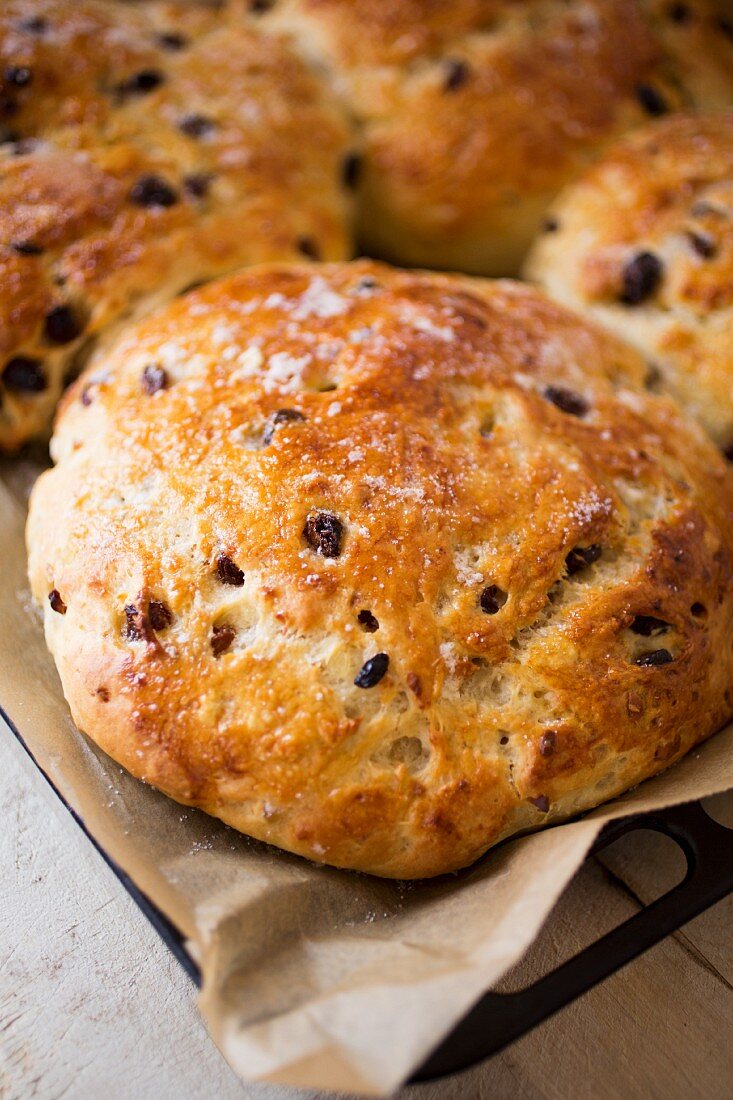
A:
[6,703,733,1086]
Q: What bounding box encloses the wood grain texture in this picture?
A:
[1,716,732,1100]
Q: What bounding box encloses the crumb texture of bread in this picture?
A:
[259,0,733,275]
[525,111,733,450]
[26,260,733,877]
[0,0,353,452]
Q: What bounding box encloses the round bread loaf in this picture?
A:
[0,0,352,452]
[260,0,733,275]
[27,261,733,877]
[525,111,733,451]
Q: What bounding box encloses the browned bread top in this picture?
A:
[0,0,352,452]
[525,111,733,449]
[27,261,733,876]
[262,0,733,274]
[5,1,733,452]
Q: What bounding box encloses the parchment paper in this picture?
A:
[2,457,733,1096]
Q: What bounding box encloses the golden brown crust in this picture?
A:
[27,261,733,877]
[260,0,733,275]
[0,0,352,452]
[525,111,733,449]
[5,2,733,450]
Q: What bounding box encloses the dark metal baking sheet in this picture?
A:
[7,704,733,1085]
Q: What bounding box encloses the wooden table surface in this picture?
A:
[2,715,732,1100]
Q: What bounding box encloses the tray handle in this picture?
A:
[7,712,732,1085]
[413,801,733,1082]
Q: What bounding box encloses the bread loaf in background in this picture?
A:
[0,0,353,452]
[4,0,733,452]
[525,111,733,451]
[260,0,733,274]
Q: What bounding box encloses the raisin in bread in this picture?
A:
[0,0,352,451]
[525,111,733,451]
[27,261,733,876]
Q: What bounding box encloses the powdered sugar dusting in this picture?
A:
[211,323,238,347]
[439,642,459,674]
[230,345,265,382]
[409,313,456,342]
[156,340,188,372]
[262,292,287,311]
[265,351,312,392]
[292,277,350,320]
[454,549,484,586]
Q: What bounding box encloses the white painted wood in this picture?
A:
[2,716,732,1100]
[0,718,250,1100]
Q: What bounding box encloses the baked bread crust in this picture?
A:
[0,0,352,452]
[5,1,733,451]
[261,0,733,275]
[27,261,733,877]
[525,111,733,451]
